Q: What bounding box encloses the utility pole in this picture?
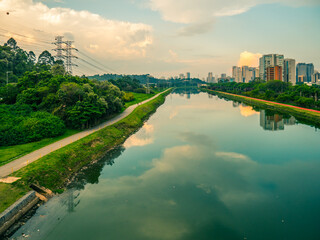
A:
[64,40,78,75]
[53,36,65,62]
[6,71,12,85]
[146,75,150,94]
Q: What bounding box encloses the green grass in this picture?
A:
[0,90,171,214]
[0,183,28,213]
[0,129,80,167]
[124,92,156,108]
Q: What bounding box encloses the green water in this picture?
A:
[12,90,320,240]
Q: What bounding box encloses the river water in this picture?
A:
[11,90,320,240]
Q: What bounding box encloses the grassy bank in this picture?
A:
[0,90,171,213]
[0,129,80,167]
[124,92,156,108]
[203,88,320,126]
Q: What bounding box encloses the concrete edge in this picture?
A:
[0,191,39,236]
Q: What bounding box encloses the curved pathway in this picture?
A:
[0,89,171,178]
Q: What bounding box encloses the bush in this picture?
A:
[123,92,135,102]
[0,106,65,146]
[134,88,147,93]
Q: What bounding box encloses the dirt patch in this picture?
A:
[0,177,21,183]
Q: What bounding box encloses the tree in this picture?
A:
[38,50,54,65]
[51,63,66,76]
[28,51,36,64]
[5,38,18,50]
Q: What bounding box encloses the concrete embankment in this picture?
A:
[0,191,39,236]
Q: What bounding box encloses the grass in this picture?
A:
[124,92,156,108]
[0,90,171,214]
[0,129,80,167]
[0,183,28,213]
[203,88,320,127]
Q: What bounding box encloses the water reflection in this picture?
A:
[260,110,296,131]
[239,105,260,117]
[10,92,320,240]
[173,87,200,99]
[124,123,154,148]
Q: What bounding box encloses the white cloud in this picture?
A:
[0,0,153,61]
[148,0,319,35]
[124,123,154,148]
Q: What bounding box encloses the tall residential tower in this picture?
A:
[284,59,296,85]
[259,54,284,81]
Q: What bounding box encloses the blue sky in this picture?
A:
[1,0,319,78]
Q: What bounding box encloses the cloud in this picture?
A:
[239,105,260,117]
[0,0,153,61]
[148,0,319,35]
[178,21,215,36]
[124,123,154,148]
[238,51,262,67]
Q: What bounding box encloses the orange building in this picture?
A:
[266,66,283,81]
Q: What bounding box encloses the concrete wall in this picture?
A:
[0,191,38,236]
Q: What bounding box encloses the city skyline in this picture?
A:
[0,0,319,78]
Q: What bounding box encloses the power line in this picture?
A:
[76,57,110,73]
[0,27,52,45]
[77,49,119,74]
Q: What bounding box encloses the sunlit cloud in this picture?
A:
[239,105,260,117]
[238,51,262,67]
[0,0,153,61]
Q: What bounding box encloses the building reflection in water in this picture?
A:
[174,87,200,99]
[260,110,296,131]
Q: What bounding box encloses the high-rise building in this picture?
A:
[284,59,296,85]
[207,72,213,83]
[186,72,191,80]
[259,54,284,80]
[254,68,259,80]
[296,63,314,83]
[312,71,320,84]
[242,66,251,83]
[221,73,227,78]
[232,66,242,83]
[266,66,283,81]
[248,67,258,81]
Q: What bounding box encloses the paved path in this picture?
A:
[216,91,320,114]
[0,90,170,178]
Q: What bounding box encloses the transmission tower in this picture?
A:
[64,40,78,75]
[53,36,65,62]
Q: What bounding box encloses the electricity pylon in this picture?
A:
[64,40,78,75]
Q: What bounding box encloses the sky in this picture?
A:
[0,0,319,78]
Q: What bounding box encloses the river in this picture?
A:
[11,89,320,240]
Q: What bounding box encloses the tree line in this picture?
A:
[206,80,320,109]
[0,38,144,146]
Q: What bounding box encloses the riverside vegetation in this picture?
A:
[207,80,320,110]
[0,38,158,147]
[0,90,170,213]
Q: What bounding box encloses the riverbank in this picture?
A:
[202,88,320,126]
[0,92,157,168]
[0,90,171,215]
